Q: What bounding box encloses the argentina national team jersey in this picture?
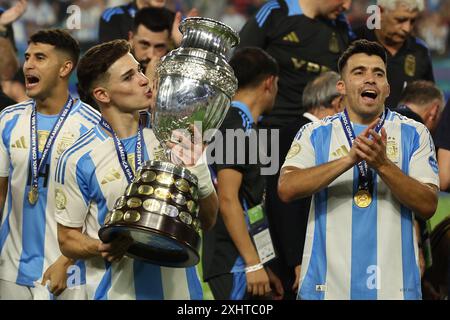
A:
[0,99,100,288]
[54,125,203,300]
[282,109,439,300]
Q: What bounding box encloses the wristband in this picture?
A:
[188,154,214,199]
[244,263,264,273]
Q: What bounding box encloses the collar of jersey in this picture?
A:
[231,100,254,124]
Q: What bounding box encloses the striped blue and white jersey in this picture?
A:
[282,109,439,300]
[0,99,100,288]
[54,125,203,300]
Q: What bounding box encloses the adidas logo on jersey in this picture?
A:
[11,136,27,149]
[331,145,349,158]
[101,168,121,184]
[283,32,299,43]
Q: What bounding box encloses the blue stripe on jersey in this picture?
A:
[0,107,26,122]
[77,154,108,225]
[285,0,302,16]
[80,104,100,121]
[350,124,378,300]
[102,7,124,22]
[230,272,246,300]
[400,123,421,299]
[299,124,332,300]
[1,114,20,154]
[16,186,47,286]
[57,131,96,183]
[94,262,112,300]
[0,115,21,253]
[255,1,280,27]
[133,261,164,299]
[186,267,203,299]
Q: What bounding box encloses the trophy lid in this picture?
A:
[179,17,239,59]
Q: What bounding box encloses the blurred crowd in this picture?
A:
[1,0,448,56]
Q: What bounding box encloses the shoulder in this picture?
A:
[410,36,432,56]
[386,110,429,133]
[100,4,129,23]
[70,100,101,126]
[55,128,103,182]
[254,0,288,27]
[0,100,33,124]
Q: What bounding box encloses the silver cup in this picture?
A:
[99,17,239,267]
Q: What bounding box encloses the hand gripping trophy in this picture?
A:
[98,18,239,267]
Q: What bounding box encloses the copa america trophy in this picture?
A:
[98,17,239,267]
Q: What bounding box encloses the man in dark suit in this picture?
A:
[265,71,343,299]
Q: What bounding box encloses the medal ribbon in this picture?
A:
[339,108,386,191]
[30,97,74,196]
[100,118,144,184]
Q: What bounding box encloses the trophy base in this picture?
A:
[99,212,200,268]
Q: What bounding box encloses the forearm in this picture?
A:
[438,149,450,192]
[220,198,260,266]
[377,161,438,219]
[198,191,218,231]
[58,224,101,260]
[278,156,354,202]
[0,38,18,81]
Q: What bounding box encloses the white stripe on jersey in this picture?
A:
[283,110,438,300]
[55,125,203,300]
[0,99,100,292]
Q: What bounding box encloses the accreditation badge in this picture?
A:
[248,204,275,264]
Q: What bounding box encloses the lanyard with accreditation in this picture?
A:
[339,108,386,208]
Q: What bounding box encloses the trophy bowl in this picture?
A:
[98,17,239,268]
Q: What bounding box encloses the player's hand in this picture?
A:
[171,8,199,47]
[41,255,73,296]
[0,0,28,27]
[266,267,284,300]
[246,268,271,297]
[98,234,133,263]
[354,124,389,170]
[166,125,204,167]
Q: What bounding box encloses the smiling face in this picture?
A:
[96,53,153,112]
[337,53,390,123]
[23,42,69,100]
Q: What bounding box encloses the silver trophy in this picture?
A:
[99,17,239,267]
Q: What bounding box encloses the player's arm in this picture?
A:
[437,148,450,192]
[279,157,356,202]
[217,168,272,297]
[55,155,132,262]
[278,122,360,202]
[355,126,438,220]
[58,224,131,262]
[0,37,18,80]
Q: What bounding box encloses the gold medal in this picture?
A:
[354,190,372,208]
[28,187,39,205]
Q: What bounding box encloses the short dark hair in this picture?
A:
[229,47,279,90]
[29,29,80,70]
[399,80,444,107]
[77,39,131,103]
[132,7,174,34]
[338,39,387,74]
